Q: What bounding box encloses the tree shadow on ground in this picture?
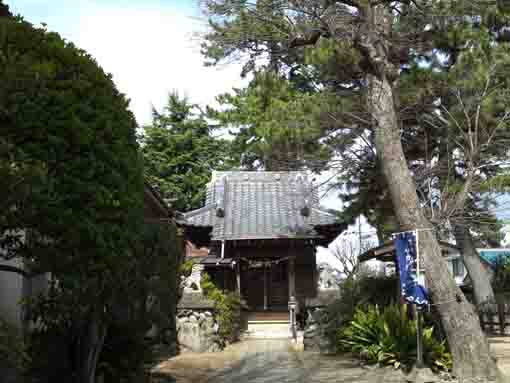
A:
[207,351,371,383]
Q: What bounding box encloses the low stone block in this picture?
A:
[405,367,439,383]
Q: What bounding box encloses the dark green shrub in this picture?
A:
[98,323,153,383]
[321,274,399,345]
[27,222,183,383]
[201,272,241,343]
[357,274,399,307]
[0,317,29,372]
[27,328,73,382]
[338,305,452,371]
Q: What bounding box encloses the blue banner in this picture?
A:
[394,231,429,306]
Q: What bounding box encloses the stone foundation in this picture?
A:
[177,309,223,353]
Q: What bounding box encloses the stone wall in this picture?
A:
[177,292,222,353]
[303,307,335,354]
[176,309,223,353]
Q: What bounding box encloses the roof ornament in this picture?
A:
[296,174,310,217]
[216,175,226,217]
[300,198,310,217]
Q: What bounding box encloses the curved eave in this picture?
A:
[181,224,213,248]
[314,222,348,246]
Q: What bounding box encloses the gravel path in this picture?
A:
[154,340,411,383]
[152,337,510,383]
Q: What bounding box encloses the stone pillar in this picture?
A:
[236,260,241,295]
[288,257,297,339]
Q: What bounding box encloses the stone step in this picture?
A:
[242,330,291,340]
[246,311,289,322]
[244,321,292,339]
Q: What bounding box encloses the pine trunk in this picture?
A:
[367,72,501,381]
[454,225,496,307]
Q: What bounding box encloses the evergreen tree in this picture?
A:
[142,93,232,211]
[0,7,143,383]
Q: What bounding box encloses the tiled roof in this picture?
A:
[182,171,340,241]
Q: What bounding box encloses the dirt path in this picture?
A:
[153,340,411,383]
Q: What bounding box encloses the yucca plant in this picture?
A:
[338,305,452,371]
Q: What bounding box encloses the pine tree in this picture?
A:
[199,1,510,380]
[209,71,332,171]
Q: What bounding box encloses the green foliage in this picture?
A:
[0,5,143,309]
[141,93,233,211]
[28,222,183,383]
[479,173,510,193]
[201,0,290,75]
[322,274,399,344]
[0,317,29,371]
[201,272,241,343]
[491,257,510,293]
[0,12,146,382]
[339,305,452,372]
[97,221,182,382]
[209,71,332,171]
[180,259,195,280]
[97,323,154,383]
[27,328,73,381]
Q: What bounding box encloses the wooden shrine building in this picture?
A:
[180,171,343,315]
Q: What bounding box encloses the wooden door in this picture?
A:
[242,267,265,309]
[269,262,288,308]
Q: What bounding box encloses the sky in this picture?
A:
[8,0,246,125]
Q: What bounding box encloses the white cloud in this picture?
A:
[11,1,246,126]
[77,4,246,125]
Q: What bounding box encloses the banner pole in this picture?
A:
[416,306,424,368]
[415,229,424,368]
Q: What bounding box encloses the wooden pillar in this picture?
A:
[263,263,268,311]
[288,257,296,300]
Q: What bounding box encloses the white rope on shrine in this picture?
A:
[239,256,294,267]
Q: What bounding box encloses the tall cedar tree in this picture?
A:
[0,4,143,383]
[200,0,510,380]
[142,93,232,211]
